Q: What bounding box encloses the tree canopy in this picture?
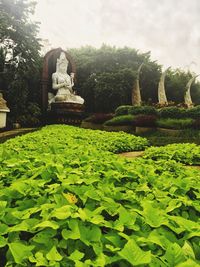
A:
[0,0,42,126]
[69,45,200,113]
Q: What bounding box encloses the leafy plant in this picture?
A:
[104,115,136,126]
[186,105,200,119]
[157,118,194,129]
[84,113,114,124]
[115,105,132,116]
[144,143,200,165]
[128,106,158,116]
[0,125,199,266]
[158,107,186,119]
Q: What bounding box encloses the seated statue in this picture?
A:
[50,52,84,105]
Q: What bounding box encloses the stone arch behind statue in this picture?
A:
[41,48,76,112]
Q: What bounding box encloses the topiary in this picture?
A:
[158,107,186,119]
[115,105,132,116]
[186,105,200,119]
[128,106,158,116]
[104,115,136,126]
[157,118,194,129]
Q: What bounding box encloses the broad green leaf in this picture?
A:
[32,229,56,244]
[162,243,186,267]
[142,201,168,227]
[46,246,63,261]
[0,236,7,248]
[176,259,200,267]
[62,219,80,240]
[79,222,101,246]
[50,205,72,220]
[33,220,59,230]
[0,223,9,234]
[118,239,151,266]
[29,252,48,266]
[8,242,34,264]
[68,250,84,261]
[182,241,195,259]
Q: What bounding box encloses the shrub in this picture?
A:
[158,107,186,119]
[135,115,157,127]
[17,102,41,127]
[84,113,114,124]
[192,119,200,129]
[186,105,200,119]
[104,115,135,126]
[157,118,194,129]
[115,105,132,116]
[144,143,200,164]
[128,106,158,116]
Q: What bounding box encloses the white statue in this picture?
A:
[158,67,170,105]
[50,52,84,104]
[132,63,143,106]
[184,75,199,108]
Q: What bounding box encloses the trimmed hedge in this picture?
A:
[135,115,157,127]
[186,105,200,119]
[158,107,186,119]
[115,105,158,116]
[157,118,194,129]
[104,115,135,126]
[128,106,158,116]
[115,105,132,116]
[84,113,114,124]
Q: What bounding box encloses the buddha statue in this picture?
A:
[50,52,84,105]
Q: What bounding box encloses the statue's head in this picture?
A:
[56,52,69,73]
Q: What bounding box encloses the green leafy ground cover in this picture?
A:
[144,143,200,165]
[0,125,200,266]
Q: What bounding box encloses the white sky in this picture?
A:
[34,0,200,75]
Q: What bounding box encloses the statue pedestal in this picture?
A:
[46,102,85,125]
[51,102,85,113]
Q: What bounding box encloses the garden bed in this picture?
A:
[0,125,199,266]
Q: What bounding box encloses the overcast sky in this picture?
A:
[34,0,200,75]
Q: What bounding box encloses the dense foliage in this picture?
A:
[0,0,42,126]
[69,46,200,113]
[112,105,200,129]
[0,125,200,266]
[69,46,162,113]
[104,115,136,126]
[156,118,194,130]
[115,106,158,117]
[84,113,114,124]
[144,143,200,165]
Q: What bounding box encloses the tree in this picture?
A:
[164,69,200,104]
[69,45,162,112]
[0,0,42,126]
[69,45,200,112]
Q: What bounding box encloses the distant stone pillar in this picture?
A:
[184,75,199,108]
[132,63,143,106]
[158,68,169,105]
